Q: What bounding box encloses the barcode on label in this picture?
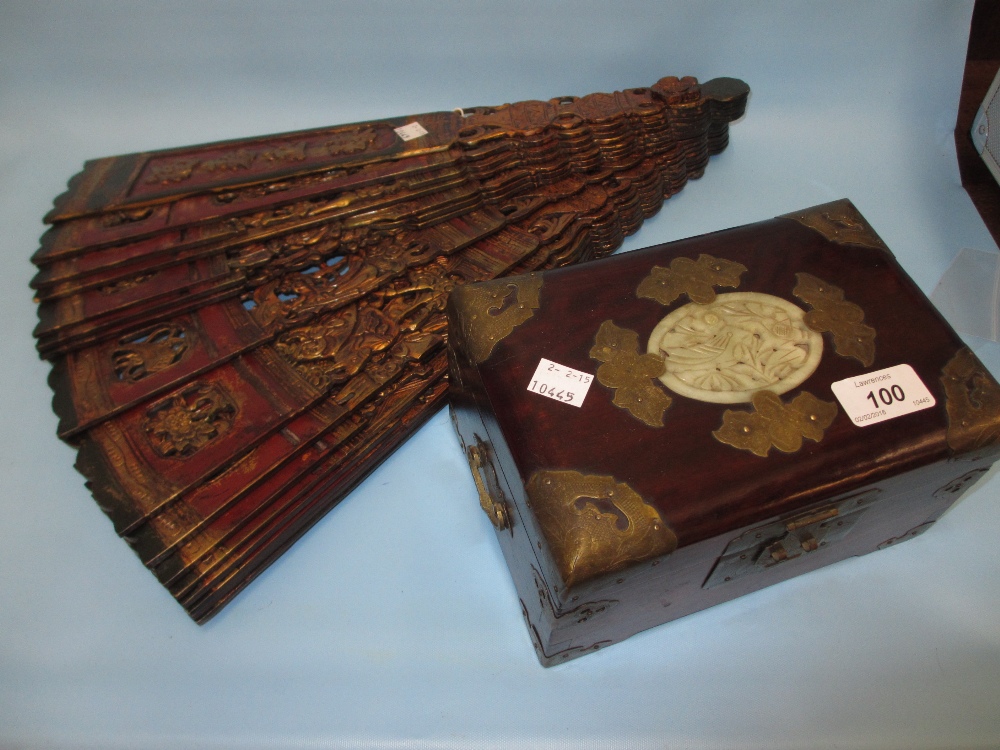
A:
[394,122,429,141]
[527,358,594,408]
[830,364,936,427]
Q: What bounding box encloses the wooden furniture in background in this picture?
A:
[956,0,1000,245]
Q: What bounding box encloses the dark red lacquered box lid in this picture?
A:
[448,200,1000,587]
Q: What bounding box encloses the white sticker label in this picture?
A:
[830,364,936,427]
[394,121,429,141]
[527,358,594,408]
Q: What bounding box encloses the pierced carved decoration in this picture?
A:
[780,199,890,252]
[32,74,750,624]
[713,390,837,457]
[143,382,236,458]
[590,320,672,427]
[112,324,190,383]
[241,231,445,335]
[451,273,543,363]
[647,292,823,404]
[273,303,400,391]
[526,469,677,589]
[636,253,747,306]
[941,347,1000,454]
[793,272,876,366]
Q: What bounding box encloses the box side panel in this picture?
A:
[533,451,994,661]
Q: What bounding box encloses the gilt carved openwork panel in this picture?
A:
[143,382,237,459]
[33,74,751,622]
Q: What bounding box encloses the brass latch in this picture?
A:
[467,438,510,531]
[703,489,880,589]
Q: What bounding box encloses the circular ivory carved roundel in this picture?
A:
[646,292,824,404]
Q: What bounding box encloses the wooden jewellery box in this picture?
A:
[446,199,1000,666]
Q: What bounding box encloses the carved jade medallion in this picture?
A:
[647,292,824,404]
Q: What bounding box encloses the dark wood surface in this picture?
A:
[449,200,1000,664]
[470,213,964,545]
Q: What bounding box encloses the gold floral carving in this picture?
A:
[143,382,237,458]
[199,149,256,174]
[325,127,378,156]
[140,128,381,187]
[780,199,890,252]
[636,254,747,306]
[259,141,308,162]
[713,390,838,457]
[941,347,1000,453]
[526,470,677,588]
[793,272,876,366]
[589,320,672,427]
[143,157,200,185]
[112,323,190,383]
[451,273,543,363]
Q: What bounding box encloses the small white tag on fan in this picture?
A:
[394,122,429,141]
[830,364,935,427]
[527,358,594,408]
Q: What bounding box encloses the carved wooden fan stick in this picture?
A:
[33,75,749,621]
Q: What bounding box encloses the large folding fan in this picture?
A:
[31,75,750,621]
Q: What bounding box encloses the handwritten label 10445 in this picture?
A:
[527,358,594,408]
[830,364,935,427]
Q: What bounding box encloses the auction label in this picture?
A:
[830,364,935,427]
[527,358,593,408]
[394,121,429,141]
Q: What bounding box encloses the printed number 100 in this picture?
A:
[867,385,905,409]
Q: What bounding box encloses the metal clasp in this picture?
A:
[703,489,881,589]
